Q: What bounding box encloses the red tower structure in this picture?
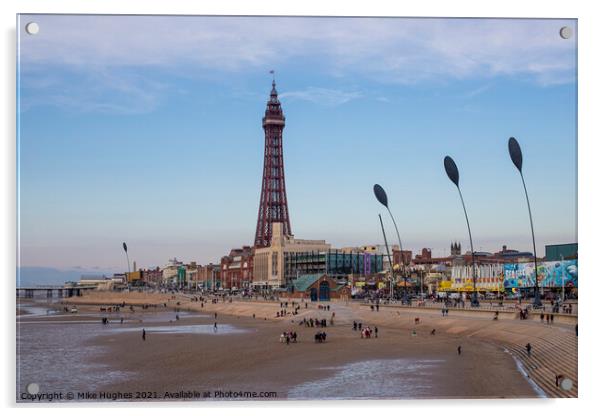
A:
[254,79,292,248]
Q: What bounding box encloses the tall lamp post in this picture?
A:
[508,137,542,307]
[377,214,394,302]
[373,184,408,303]
[443,156,479,307]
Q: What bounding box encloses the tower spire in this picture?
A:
[269,70,279,104]
[254,77,291,248]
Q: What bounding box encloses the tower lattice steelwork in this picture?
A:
[254,79,292,248]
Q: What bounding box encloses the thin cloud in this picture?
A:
[280,87,362,106]
[19,16,576,83]
[20,67,168,114]
[461,84,493,99]
[18,16,576,113]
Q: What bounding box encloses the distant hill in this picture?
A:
[16,267,114,287]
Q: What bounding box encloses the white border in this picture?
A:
[2,0,601,415]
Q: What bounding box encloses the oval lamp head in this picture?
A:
[373,184,388,208]
[444,156,460,187]
[508,137,523,172]
[122,242,128,253]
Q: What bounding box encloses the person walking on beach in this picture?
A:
[353,321,357,331]
[374,326,378,338]
[546,314,550,324]
[457,345,462,355]
[526,343,532,357]
[540,312,544,323]
[214,312,218,319]
[142,328,146,341]
[213,322,218,332]
[550,314,554,324]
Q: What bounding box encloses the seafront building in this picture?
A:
[342,244,401,271]
[141,267,163,286]
[545,243,578,261]
[253,223,330,289]
[185,262,198,288]
[78,275,124,289]
[284,250,385,284]
[197,263,221,290]
[220,246,254,290]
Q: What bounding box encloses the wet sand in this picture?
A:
[47,293,543,400]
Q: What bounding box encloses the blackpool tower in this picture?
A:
[254,78,292,248]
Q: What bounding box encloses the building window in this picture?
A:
[272,253,278,277]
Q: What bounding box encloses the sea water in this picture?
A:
[288,358,444,399]
[17,310,132,398]
[110,324,248,335]
[16,302,244,401]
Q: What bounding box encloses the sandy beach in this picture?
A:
[17,291,577,401]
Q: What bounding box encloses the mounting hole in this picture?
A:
[26,383,40,394]
[560,377,573,391]
[559,26,572,39]
[25,22,39,35]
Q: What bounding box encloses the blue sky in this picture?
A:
[17,15,577,272]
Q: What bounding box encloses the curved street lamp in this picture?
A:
[122,242,131,274]
[373,184,408,303]
[443,156,479,307]
[508,137,542,307]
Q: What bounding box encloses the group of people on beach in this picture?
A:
[280,331,298,344]
[276,306,302,317]
[518,308,529,320]
[561,303,573,314]
[369,304,380,312]
[300,317,328,328]
[539,312,555,324]
[314,331,327,343]
[360,326,378,338]
[275,301,305,318]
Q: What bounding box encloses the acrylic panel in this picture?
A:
[16,15,577,402]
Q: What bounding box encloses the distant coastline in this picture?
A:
[17,267,117,287]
